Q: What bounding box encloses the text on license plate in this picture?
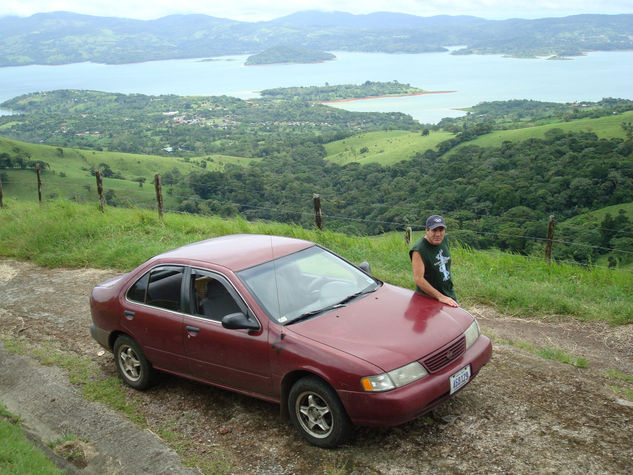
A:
[449,365,471,394]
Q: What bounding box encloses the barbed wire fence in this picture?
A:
[1,171,632,273]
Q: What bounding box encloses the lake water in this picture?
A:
[1,50,632,123]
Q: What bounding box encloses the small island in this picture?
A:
[245,46,336,66]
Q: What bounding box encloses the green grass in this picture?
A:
[558,203,633,271]
[324,129,454,166]
[47,433,85,464]
[156,420,232,473]
[1,198,632,325]
[605,369,633,402]
[0,403,65,474]
[561,202,633,226]
[323,111,632,167]
[0,135,256,206]
[489,334,589,368]
[452,110,633,152]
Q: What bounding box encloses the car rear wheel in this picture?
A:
[113,335,154,390]
[288,376,352,448]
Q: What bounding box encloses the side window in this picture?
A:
[127,273,149,303]
[191,273,241,322]
[144,266,184,311]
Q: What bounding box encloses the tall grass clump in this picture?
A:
[1,198,631,324]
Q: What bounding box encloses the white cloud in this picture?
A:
[1,0,632,21]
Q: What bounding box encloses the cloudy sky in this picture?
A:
[1,0,632,21]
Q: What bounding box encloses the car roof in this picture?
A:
[155,234,314,271]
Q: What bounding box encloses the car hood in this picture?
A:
[287,283,473,372]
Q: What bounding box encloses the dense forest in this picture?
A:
[1,89,632,267]
[245,46,336,65]
[0,12,631,66]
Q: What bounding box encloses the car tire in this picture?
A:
[113,335,154,390]
[288,376,352,448]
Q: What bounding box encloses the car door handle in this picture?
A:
[186,326,200,336]
[124,310,135,320]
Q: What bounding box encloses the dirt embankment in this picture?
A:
[0,258,632,474]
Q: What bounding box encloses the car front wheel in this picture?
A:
[113,335,154,390]
[288,376,352,448]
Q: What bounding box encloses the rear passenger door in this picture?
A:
[182,269,272,397]
[123,265,188,374]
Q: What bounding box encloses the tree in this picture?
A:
[621,121,633,140]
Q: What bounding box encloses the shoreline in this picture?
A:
[319,90,457,104]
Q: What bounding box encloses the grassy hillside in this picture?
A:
[0,136,256,205]
[562,202,633,225]
[324,130,454,166]
[323,111,632,167]
[560,202,633,270]
[453,110,633,151]
[0,199,631,325]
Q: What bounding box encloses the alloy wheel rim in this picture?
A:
[296,392,333,438]
[119,345,141,382]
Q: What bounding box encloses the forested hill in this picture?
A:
[0,11,631,66]
[245,46,336,65]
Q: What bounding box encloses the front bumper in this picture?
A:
[338,335,492,426]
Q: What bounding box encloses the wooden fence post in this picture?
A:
[36,164,42,205]
[404,227,412,245]
[313,193,323,230]
[545,215,555,264]
[95,170,104,212]
[0,175,4,209]
[154,174,164,220]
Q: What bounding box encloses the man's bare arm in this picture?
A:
[411,251,458,307]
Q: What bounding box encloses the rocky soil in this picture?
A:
[0,258,632,474]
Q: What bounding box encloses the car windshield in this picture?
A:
[237,245,380,324]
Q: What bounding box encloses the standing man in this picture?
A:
[410,215,459,307]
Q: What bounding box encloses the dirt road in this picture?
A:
[0,258,632,474]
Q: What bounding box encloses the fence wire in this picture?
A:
[2,173,632,271]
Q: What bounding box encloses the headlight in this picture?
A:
[464,319,480,350]
[361,362,428,392]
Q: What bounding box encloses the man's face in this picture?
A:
[425,226,446,245]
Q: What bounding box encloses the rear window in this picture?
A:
[127,266,184,312]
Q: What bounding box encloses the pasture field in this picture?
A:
[324,129,454,166]
[454,110,633,151]
[323,111,632,167]
[0,137,257,205]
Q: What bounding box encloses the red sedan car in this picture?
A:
[90,234,491,447]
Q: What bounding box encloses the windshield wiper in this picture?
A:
[284,303,345,326]
[284,285,377,326]
[333,286,376,306]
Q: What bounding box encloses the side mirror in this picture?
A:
[222,312,260,331]
[358,261,371,275]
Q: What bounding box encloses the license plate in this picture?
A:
[449,365,471,394]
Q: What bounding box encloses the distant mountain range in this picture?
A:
[0,11,631,66]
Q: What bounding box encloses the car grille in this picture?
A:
[421,336,466,373]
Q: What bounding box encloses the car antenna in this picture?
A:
[270,235,284,326]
